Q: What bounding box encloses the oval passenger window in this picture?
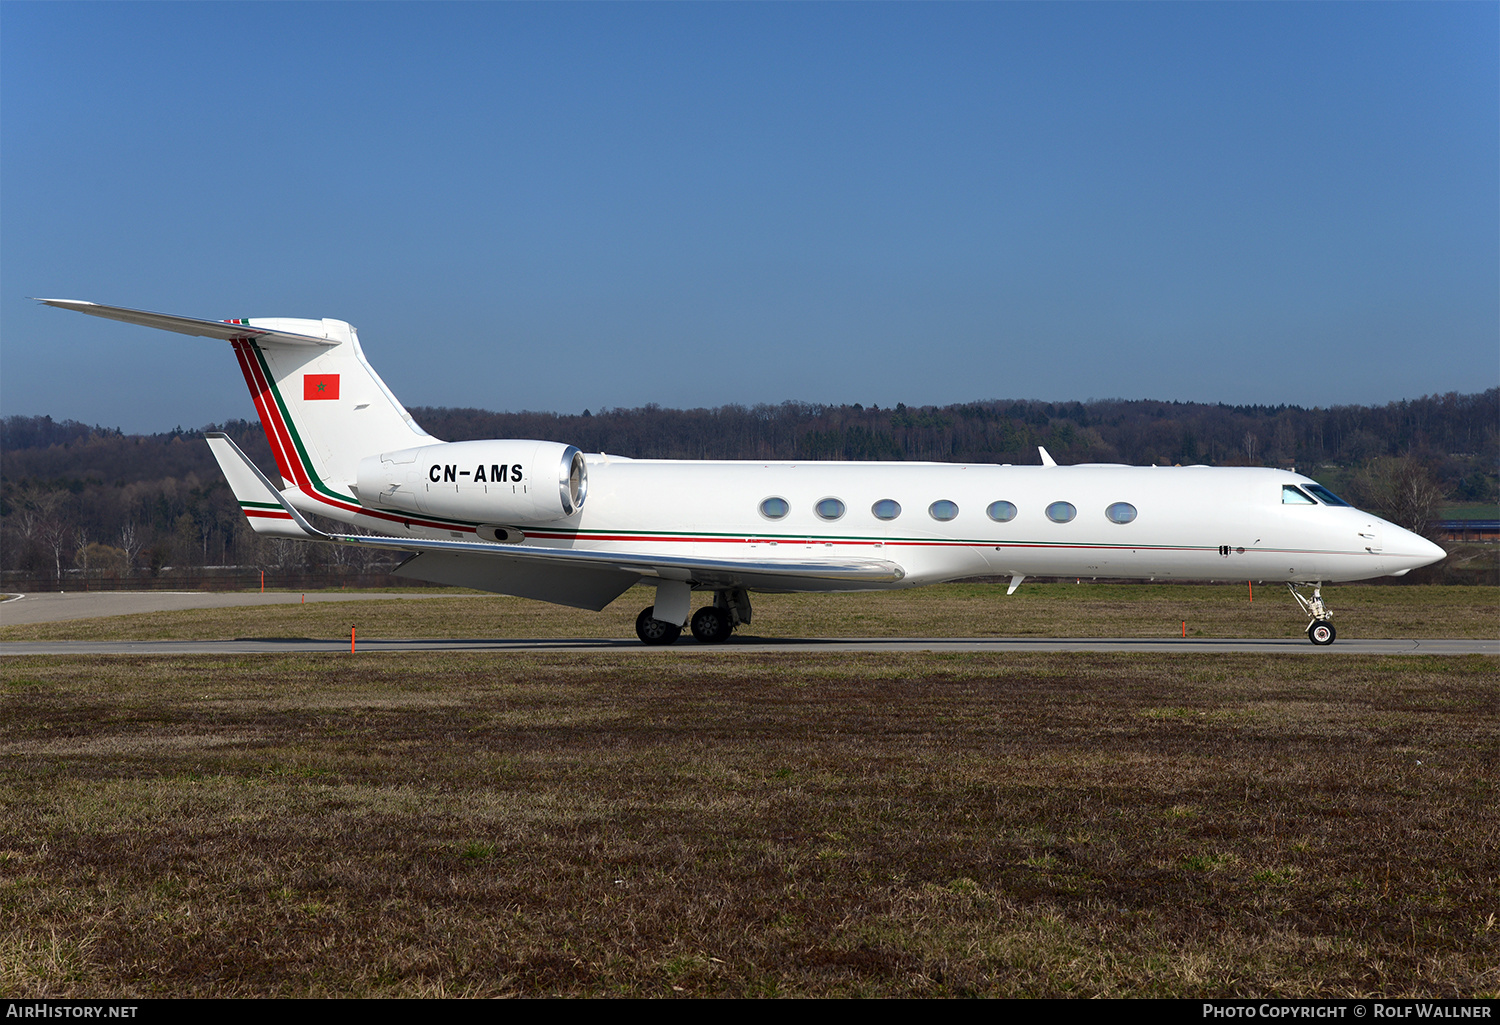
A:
[929,500,959,521]
[760,497,789,519]
[1046,501,1076,523]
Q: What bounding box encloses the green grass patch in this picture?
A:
[2,582,1495,642]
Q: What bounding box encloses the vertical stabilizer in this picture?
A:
[34,299,438,524]
[227,317,434,502]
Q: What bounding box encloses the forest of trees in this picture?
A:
[2,388,1495,587]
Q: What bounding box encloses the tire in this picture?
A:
[690,606,732,644]
[635,606,681,646]
[1307,620,1336,646]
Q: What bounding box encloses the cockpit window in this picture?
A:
[1304,484,1350,507]
[1282,486,1316,505]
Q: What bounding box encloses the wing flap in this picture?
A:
[390,551,641,611]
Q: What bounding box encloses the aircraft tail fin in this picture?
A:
[37,299,435,510]
[205,432,326,540]
[224,316,434,505]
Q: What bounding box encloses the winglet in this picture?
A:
[205,433,328,540]
[1038,446,1057,467]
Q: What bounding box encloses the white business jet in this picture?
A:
[39,300,1446,645]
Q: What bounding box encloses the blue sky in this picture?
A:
[4,2,1496,434]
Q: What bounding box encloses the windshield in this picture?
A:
[1303,483,1351,507]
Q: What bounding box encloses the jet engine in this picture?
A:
[355,439,587,523]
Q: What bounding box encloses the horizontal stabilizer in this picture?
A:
[34,299,337,347]
[205,433,323,539]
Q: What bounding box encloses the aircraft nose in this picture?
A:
[1415,534,1447,567]
[1393,529,1447,572]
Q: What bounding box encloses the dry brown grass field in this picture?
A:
[2,639,1497,997]
[2,582,1496,642]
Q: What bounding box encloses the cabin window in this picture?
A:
[1046,501,1076,523]
[986,501,1017,523]
[1304,484,1350,507]
[1106,502,1137,524]
[1282,486,1316,505]
[871,499,901,520]
[929,500,959,521]
[760,497,790,519]
[816,498,846,521]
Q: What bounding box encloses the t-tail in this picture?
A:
[34,299,434,520]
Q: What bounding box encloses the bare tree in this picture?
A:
[118,522,145,576]
[73,528,91,583]
[39,513,72,586]
[1350,456,1448,539]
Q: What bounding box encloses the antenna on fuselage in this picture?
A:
[1038,446,1057,467]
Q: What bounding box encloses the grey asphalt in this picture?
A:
[0,589,487,626]
[1,637,1493,656]
[3,590,1495,655]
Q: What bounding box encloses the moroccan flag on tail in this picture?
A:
[303,374,340,400]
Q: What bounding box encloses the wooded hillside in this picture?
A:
[3,390,1494,585]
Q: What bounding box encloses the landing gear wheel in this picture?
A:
[1307,620,1336,646]
[690,606,732,644]
[635,606,681,646]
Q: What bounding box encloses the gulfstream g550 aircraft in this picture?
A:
[40,299,1446,645]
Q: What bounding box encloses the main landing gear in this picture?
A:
[634,587,751,646]
[1288,583,1337,646]
[635,607,682,646]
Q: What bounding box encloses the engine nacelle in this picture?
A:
[356,439,587,524]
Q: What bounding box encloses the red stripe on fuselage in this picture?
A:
[229,339,477,535]
[231,339,300,488]
[522,530,1203,552]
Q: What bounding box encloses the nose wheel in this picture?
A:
[1307,620,1336,645]
[1288,584,1337,645]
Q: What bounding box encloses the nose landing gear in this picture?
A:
[1288,583,1336,645]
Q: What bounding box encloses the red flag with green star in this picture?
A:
[303,374,339,400]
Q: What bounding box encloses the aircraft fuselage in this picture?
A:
[328,458,1438,589]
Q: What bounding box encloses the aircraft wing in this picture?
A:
[355,535,904,611]
[207,432,904,610]
[34,299,336,346]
